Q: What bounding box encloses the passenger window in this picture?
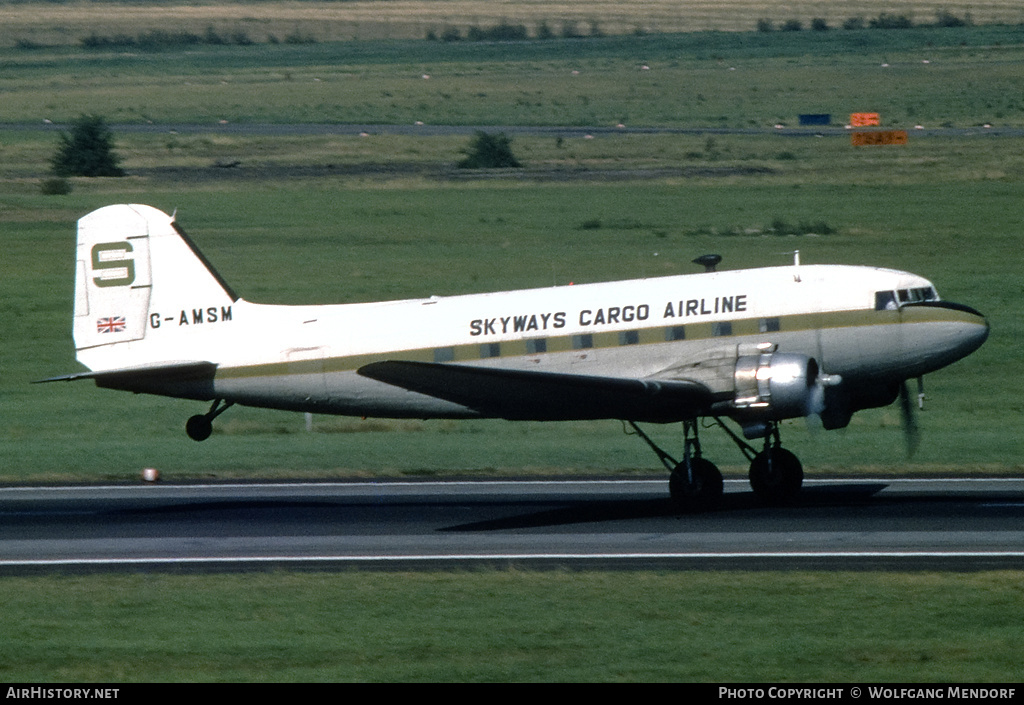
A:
[526,338,547,354]
[572,334,593,350]
[619,330,640,346]
[759,317,780,333]
[480,342,501,358]
[666,326,685,341]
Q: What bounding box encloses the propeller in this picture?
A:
[898,379,921,457]
[803,368,843,433]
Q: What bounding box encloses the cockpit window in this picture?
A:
[875,291,898,311]
[877,287,938,310]
[901,287,939,304]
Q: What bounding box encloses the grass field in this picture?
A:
[2,28,1022,482]
[2,16,1023,683]
[4,167,1021,481]
[2,571,1023,682]
[5,25,1024,127]
[3,132,1021,481]
[2,0,1024,46]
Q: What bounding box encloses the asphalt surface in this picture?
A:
[9,122,1024,138]
[2,478,1023,573]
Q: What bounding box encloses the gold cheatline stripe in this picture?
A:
[217,305,977,380]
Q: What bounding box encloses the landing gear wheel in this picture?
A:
[749,447,803,505]
[669,458,724,512]
[185,414,213,442]
[184,399,234,442]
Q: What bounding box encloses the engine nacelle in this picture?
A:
[732,352,821,423]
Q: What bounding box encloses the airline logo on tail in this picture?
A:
[90,241,136,287]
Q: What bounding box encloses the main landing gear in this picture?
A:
[185,399,234,442]
[627,418,803,511]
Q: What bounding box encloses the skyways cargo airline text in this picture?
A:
[469,294,749,337]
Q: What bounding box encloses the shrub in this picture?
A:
[560,22,584,39]
[50,115,125,177]
[466,23,528,41]
[935,11,972,27]
[40,177,72,195]
[870,13,913,29]
[440,26,462,42]
[458,132,522,169]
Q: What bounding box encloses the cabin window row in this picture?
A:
[432,317,784,363]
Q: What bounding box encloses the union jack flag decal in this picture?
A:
[97,316,126,334]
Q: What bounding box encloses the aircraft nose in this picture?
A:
[939,302,989,360]
[959,305,989,351]
[896,301,989,376]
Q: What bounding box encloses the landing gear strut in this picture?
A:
[747,424,803,504]
[627,420,723,512]
[628,417,804,510]
[710,419,804,504]
[185,399,234,442]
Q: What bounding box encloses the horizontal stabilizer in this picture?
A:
[358,361,711,422]
[36,361,217,401]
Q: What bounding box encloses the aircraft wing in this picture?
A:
[357,360,712,422]
[36,361,217,401]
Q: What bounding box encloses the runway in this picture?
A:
[2,477,1023,573]
[13,122,1024,139]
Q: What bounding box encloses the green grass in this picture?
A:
[3,127,1023,483]
[3,167,1020,482]
[1,571,1022,682]
[2,0,1022,48]
[4,28,1024,127]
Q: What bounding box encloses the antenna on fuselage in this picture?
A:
[779,249,801,282]
[692,254,722,272]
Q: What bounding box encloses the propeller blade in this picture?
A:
[898,381,921,457]
[803,377,825,434]
[805,378,826,417]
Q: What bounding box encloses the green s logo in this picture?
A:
[91,241,135,288]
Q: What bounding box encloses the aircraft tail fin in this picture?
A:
[73,204,237,372]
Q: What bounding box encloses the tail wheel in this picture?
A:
[749,446,803,504]
[185,399,233,442]
[670,458,724,512]
[185,414,213,442]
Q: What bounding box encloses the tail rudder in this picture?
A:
[73,204,237,371]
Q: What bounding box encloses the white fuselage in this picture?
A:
[126,263,985,420]
[67,205,988,427]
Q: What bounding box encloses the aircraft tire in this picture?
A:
[669,458,723,512]
[185,414,213,442]
[749,447,803,504]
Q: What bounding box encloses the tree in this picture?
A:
[457,131,521,169]
[51,115,125,177]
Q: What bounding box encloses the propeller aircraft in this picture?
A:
[41,204,989,510]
